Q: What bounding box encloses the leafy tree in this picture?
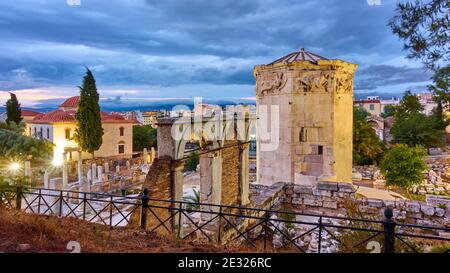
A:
[132,125,157,151]
[381,104,396,118]
[389,0,450,70]
[0,129,53,160]
[5,92,22,125]
[391,90,447,148]
[185,151,199,171]
[380,144,427,192]
[429,101,449,131]
[428,66,450,104]
[74,68,103,158]
[0,121,24,134]
[391,112,445,147]
[393,90,424,118]
[353,107,384,165]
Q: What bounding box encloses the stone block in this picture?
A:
[367,198,384,208]
[293,185,313,194]
[393,209,406,220]
[303,198,322,207]
[338,183,356,193]
[420,205,435,216]
[435,207,445,217]
[313,189,332,197]
[323,201,338,209]
[384,200,395,208]
[316,181,338,191]
[405,201,420,213]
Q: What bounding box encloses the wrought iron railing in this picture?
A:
[0,186,449,253]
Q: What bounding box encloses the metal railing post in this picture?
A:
[15,185,23,210]
[263,212,269,251]
[383,208,396,253]
[37,188,42,214]
[58,190,63,217]
[140,188,149,230]
[217,206,223,244]
[82,192,87,221]
[177,202,182,239]
[318,216,322,254]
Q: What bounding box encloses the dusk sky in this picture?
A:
[0,0,434,108]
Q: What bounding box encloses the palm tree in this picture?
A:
[183,189,200,211]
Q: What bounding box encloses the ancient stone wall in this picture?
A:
[137,156,174,235]
[282,181,450,228]
[221,144,240,208]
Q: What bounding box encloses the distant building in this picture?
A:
[26,96,136,162]
[380,97,400,115]
[417,92,438,115]
[354,97,382,117]
[0,109,41,123]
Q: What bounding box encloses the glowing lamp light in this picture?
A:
[52,158,63,167]
[10,162,21,171]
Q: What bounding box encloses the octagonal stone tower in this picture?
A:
[254,48,357,186]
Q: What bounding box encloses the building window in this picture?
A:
[318,145,323,155]
[65,128,71,140]
[29,127,31,136]
[119,127,124,136]
[34,127,37,137]
[47,128,50,139]
[118,143,125,154]
[369,104,374,110]
[299,127,308,142]
[40,128,43,139]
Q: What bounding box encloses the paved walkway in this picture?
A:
[355,186,407,201]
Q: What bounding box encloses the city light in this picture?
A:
[52,157,63,167]
[9,162,21,171]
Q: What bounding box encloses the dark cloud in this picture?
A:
[355,65,433,90]
[0,0,432,99]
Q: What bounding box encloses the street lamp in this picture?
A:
[9,162,21,171]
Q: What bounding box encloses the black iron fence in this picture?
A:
[1,185,449,253]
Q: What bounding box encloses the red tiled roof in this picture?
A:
[32,109,76,123]
[21,109,42,116]
[354,99,381,104]
[31,109,136,124]
[59,96,80,108]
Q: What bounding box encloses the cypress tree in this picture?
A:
[5,92,22,125]
[75,68,103,158]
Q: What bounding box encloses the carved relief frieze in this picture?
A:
[257,72,287,96]
[294,71,332,93]
[334,72,354,95]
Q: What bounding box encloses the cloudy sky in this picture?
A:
[0,0,434,108]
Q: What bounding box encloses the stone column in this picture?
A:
[49,178,63,215]
[24,161,31,178]
[200,151,222,221]
[151,147,156,163]
[126,160,130,170]
[238,143,250,206]
[43,170,49,189]
[62,161,68,188]
[77,151,83,184]
[143,148,148,165]
[91,163,97,183]
[115,165,120,173]
[172,161,185,237]
[97,166,103,183]
[87,169,92,185]
[104,162,110,174]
